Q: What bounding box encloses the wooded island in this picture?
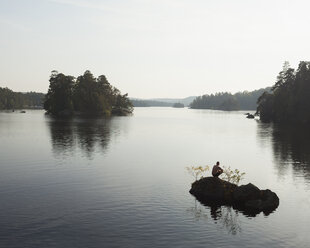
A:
[44,70,133,116]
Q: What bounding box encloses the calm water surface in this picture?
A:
[0,108,309,248]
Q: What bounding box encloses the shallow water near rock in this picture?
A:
[0,108,309,247]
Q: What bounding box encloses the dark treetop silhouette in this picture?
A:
[44,70,133,116]
[256,61,310,124]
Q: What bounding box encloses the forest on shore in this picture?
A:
[44,70,133,116]
[0,87,44,110]
[189,88,271,111]
[256,61,310,124]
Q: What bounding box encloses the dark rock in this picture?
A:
[233,183,260,202]
[247,189,279,211]
[190,177,279,215]
[190,177,237,204]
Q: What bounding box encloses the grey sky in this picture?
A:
[0,0,309,98]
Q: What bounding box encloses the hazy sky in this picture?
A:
[0,0,309,98]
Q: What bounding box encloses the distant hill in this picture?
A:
[131,89,273,110]
[130,99,173,107]
[131,96,196,107]
[150,96,197,106]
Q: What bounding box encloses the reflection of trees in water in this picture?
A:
[186,200,209,222]
[213,205,242,235]
[48,118,75,156]
[257,123,310,181]
[76,118,112,156]
[187,200,242,235]
[47,116,118,158]
[272,125,310,181]
[256,122,273,147]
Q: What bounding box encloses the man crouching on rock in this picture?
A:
[212,161,223,177]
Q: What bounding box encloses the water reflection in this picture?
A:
[257,123,310,181]
[186,200,209,222]
[212,205,242,235]
[46,116,117,158]
[187,200,242,235]
[272,125,310,181]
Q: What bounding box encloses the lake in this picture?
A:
[0,108,309,248]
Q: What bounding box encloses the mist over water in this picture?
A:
[0,108,309,248]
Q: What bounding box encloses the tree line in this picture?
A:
[256,61,310,124]
[0,87,44,110]
[190,88,270,111]
[44,70,133,116]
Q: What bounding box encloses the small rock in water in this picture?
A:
[190,177,279,216]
